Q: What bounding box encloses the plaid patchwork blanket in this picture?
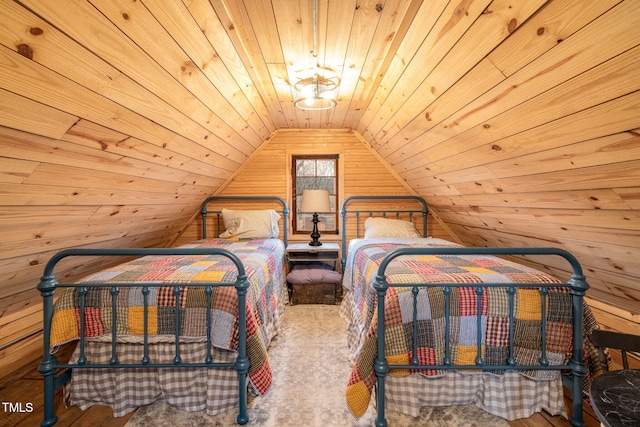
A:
[343,238,597,418]
[50,238,285,396]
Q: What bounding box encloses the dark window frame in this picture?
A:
[291,154,339,235]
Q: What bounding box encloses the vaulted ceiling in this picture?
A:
[7,1,600,145]
[1,0,640,361]
[3,1,635,161]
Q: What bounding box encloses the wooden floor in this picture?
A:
[0,343,600,427]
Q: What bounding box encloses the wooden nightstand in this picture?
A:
[285,242,341,305]
[286,242,340,268]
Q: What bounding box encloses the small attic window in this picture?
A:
[292,154,339,236]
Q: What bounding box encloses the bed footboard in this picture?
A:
[37,247,252,427]
[372,247,589,427]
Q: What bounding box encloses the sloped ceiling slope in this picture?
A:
[0,0,639,347]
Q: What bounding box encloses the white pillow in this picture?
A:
[219,209,280,239]
[363,217,421,239]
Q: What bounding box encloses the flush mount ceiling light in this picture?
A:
[293,0,339,111]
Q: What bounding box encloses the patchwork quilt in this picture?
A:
[343,238,598,418]
[50,238,285,396]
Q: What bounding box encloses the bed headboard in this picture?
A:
[340,195,428,270]
[200,195,289,245]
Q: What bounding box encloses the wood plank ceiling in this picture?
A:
[1,0,639,359]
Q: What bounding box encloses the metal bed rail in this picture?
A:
[201,195,289,245]
[371,246,590,427]
[37,247,251,427]
[340,195,428,271]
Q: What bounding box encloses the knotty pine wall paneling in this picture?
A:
[0,119,234,376]
[1,0,639,379]
[174,129,454,249]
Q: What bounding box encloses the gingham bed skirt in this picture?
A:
[64,341,245,418]
[340,292,568,421]
[382,371,566,420]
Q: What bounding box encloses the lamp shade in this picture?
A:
[300,189,331,213]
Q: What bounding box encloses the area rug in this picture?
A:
[125,305,510,427]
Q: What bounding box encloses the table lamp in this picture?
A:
[300,189,331,246]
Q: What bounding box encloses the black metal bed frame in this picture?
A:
[201,195,289,245]
[340,195,589,427]
[38,195,288,427]
[340,195,428,271]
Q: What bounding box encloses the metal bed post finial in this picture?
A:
[539,248,589,427]
[373,272,390,427]
[340,201,348,272]
[201,201,208,239]
[234,271,251,425]
[568,270,589,427]
[37,273,59,427]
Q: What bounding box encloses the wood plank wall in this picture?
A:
[0,127,451,377]
[1,0,639,379]
[0,119,231,376]
[383,1,640,335]
[175,129,454,249]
